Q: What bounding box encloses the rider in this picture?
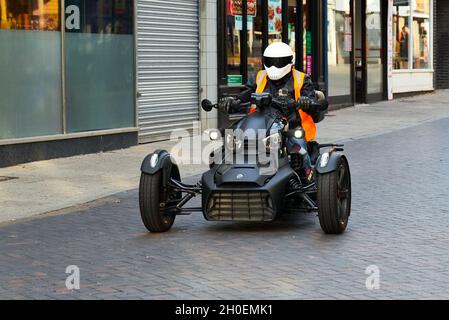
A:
[220,42,320,178]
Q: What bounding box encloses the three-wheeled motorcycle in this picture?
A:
[139,91,351,234]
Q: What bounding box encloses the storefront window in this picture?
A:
[268,0,282,44]
[226,0,241,78]
[0,0,60,30]
[287,0,296,64]
[393,0,431,70]
[413,0,430,69]
[302,0,312,75]
[393,1,410,69]
[247,0,262,80]
[65,0,135,133]
[223,1,317,85]
[366,0,383,94]
[327,0,352,97]
[0,0,62,139]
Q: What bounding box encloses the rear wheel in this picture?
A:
[139,171,176,233]
[317,157,351,234]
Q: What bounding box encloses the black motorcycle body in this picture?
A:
[139,91,351,234]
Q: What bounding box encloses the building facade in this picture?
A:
[0,0,444,167]
[0,0,137,167]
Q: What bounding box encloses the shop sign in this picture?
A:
[306,31,312,75]
[228,0,257,17]
[227,75,243,86]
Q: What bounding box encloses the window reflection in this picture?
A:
[0,0,62,139]
[65,0,135,132]
[327,0,352,97]
[65,0,133,34]
[0,0,60,31]
[366,0,383,94]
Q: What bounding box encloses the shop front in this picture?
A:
[217,0,434,108]
[0,0,136,167]
[391,0,434,93]
[327,0,387,105]
[217,0,326,126]
[217,0,389,112]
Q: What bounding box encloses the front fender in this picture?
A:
[141,150,180,187]
[315,152,347,174]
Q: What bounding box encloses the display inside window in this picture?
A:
[268,0,282,44]
[412,0,430,69]
[393,1,410,69]
[0,0,60,31]
[223,0,318,86]
[392,0,431,70]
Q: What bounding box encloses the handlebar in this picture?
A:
[201,93,327,114]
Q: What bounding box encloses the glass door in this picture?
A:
[327,0,353,105]
[365,0,384,101]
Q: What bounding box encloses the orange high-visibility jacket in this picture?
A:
[249,69,317,142]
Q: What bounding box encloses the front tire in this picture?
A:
[139,171,175,233]
[317,157,351,234]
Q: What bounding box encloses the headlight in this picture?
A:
[263,133,282,150]
[209,130,220,141]
[225,133,234,150]
[294,129,305,139]
[320,152,330,168]
[150,153,159,168]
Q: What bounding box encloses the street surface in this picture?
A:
[1,116,449,299]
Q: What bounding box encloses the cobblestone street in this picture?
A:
[1,117,449,299]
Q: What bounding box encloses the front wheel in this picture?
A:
[139,171,175,233]
[317,157,351,234]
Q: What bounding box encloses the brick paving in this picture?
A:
[1,117,449,299]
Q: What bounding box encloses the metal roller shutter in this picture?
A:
[136,0,200,143]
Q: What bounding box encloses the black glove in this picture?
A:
[218,97,241,113]
[298,96,314,113]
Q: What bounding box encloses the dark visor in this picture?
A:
[264,56,293,68]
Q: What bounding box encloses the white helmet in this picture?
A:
[263,42,295,81]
